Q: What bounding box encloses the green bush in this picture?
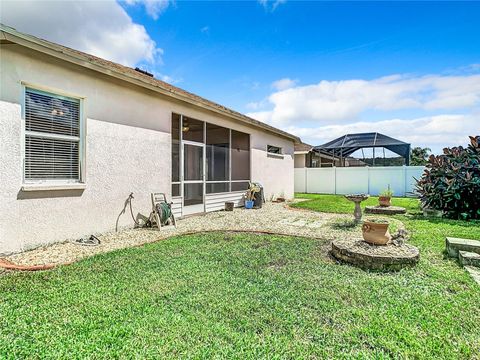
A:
[416,136,480,220]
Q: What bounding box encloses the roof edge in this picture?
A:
[0,24,300,143]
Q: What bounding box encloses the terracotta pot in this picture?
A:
[362,221,391,245]
[378,196,391,207]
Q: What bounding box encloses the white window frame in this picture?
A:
[21,82,86,190]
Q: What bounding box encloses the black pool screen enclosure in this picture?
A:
[314,132,411,166]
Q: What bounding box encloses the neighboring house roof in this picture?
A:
[294,143,314,154]
[0,24,300,143]
[294,143,339,160]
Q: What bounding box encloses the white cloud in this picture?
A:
[248,73,480,127]
[246,100,268,110]
[271,78,298,91]
[0,0,162,66]
[284,113,479,153]
[124,0,171,20]
[151,71,182,84]
[258,0,286,12]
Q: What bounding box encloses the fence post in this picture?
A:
[334,166,337,195]
[305,167,308,193]
[403,165,407,197]
[367,166,370,195]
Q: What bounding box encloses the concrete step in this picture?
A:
[459,251,480,267]
[446,237,480,258]
[464,266,480,286]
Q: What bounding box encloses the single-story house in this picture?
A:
[294,143,342,168]
[0,24,300,255]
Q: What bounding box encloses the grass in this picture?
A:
[1,197,479,358]
[294,193,421,214]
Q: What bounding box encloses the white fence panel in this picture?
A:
[294,168,306,193]
[306,167,335,194]
[368,166,405,196]
[335,168,369,195]
[406,167,425,194]
[294,166,425,197]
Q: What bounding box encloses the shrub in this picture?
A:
[416,136,480,220]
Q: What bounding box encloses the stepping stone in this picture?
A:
[459,251,480,267]
[445,237,480,258]
[305,221,324,229]
[464,266,480,286]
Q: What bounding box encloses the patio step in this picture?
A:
[445,237,480,258]
[459,251,480,267]
[464,266,480,286]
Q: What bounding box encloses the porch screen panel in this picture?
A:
[182,117,204,143]
[231,130,250,181]
[24,88,80,181]
[206,123,229,193]
[171,114,181,196]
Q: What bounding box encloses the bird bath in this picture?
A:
[345,194,369,223]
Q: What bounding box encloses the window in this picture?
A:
[267,145,282,155]
[24,87,82,182]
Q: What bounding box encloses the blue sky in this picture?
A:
[126,1,480,111]
[2,1,479,152]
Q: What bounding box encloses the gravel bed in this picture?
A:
[6,202,404,267]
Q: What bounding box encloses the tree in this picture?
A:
[410,147,431,166]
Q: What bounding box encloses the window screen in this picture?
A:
[24,88,81,181]
[231,130,250,181]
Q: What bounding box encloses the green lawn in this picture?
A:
[294,193,421,214]
[1,198,479,358]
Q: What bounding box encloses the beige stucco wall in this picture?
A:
[294,154,306,168]
[0,44,294,254]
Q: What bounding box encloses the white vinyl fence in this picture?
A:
[294,166,425,197]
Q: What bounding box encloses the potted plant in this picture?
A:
[379,186,393,207]
[362,218,391,245]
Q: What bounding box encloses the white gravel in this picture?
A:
[6,202,404,267]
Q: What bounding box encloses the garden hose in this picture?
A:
[156,202,172,225]
[128,193,141,227]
